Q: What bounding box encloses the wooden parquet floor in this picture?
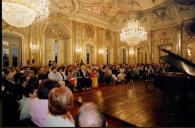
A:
[73,80,195,127]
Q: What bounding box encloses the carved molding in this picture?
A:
[2,20,25,35]
[84,24,95,38]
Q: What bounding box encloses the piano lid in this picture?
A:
[160,48,195,76]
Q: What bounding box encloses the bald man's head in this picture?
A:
[78,110,104,127]
[78,103,105,127]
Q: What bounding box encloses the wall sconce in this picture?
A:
[98,49,104,54]
[30,43,39,53]
[76,48,82,53]
[3,41,9,47]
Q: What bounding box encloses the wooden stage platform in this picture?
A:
[73,80,195,127]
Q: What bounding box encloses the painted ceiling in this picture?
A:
[49,0,195,31]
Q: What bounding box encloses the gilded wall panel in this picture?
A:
[153,27,177,63]
[182,25,195,63]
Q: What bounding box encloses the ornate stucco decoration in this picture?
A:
[150,6,174,26]
[44,0,195,32]
[2,20,25,35]
[49,0,75,14]
[48,12,71,25]
[159,32,172,44]
[84,24,95,40]
[45,27,69,39]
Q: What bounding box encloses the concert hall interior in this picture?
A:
[1,0,195,127]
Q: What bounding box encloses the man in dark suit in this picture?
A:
[76,66,83,90]
[3,72,20,126]
[78,66,92,90]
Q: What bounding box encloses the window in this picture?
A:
[12,48,18,67]
[86,46,93,64]
[2,37,21,67]
[121,48,126,64]
[122,49,126,64]
[54,40,59,63]
[106,49,110,64]
[3,48,9,67]
[87,53,90,64]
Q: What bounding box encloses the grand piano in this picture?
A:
[154,48,195,116]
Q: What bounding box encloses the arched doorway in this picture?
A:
[85,43,95,64]
[45,22,71,65]
[2,32,22,67]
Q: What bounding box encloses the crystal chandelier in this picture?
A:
[2,0,49,28]
[120,1,147,46]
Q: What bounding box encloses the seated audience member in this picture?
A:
[62,66,70,84]
[45,66,51,76]
[57,67,64,81]
[111,65,119,83]
[98,66,105,83]
[67,67,78,91]
[38,67,48,81]
[117,65,126,82]
[19,82,38,121]
[103,66,113,84]
[27,76,39,86]
[4,70,17,97]
[15,74,28,101]
[30,79,60,127]
[58,66,68,82]
[77,102,106,127]
[79,65,92,90]
[90,68,98,88]
[76,66,82,90]
[44,86,75,127]
[20,66,26,73]
[26,70,35,81]
[111,65,119,77]
[14,71,24,85]
[48,67,61,81]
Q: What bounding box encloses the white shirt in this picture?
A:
[81,70,86,77]
[59,71,67,80]
[44,115,75,127]
[48,71,62,81]
[18,96,32,121]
